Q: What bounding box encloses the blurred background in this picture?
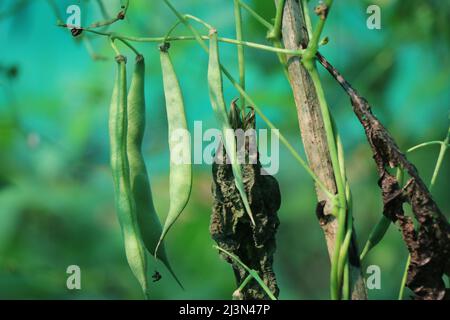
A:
[0,0,448,299]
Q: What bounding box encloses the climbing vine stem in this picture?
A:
[299,0,349,299]
[77,29,305,56]
[60,0,332,198]
[235,0,273,30]
[267,0,286,41]
[233,0,246,109]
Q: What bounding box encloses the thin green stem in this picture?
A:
[109,37,120,56]
[268,0,289,77]
[114,37,140,55]
[334,126,354,297]
[407,124,450,191]
[162,0,208,51]
[82,28,304,56]
[163,14,212,42]
[184,14,213,30]
[337,219,352,295]
[398,254,411,300]
[214,246,277,300]
[161,0,332,199]
[235,0,273,30]
[235,0,289,77]
[237,274,252,292]
[302,1,347,299]
[309,67,347,299]
[301,0,313,39]
[335,124,347,183]
[267,0,286,40]
[163,20,182,41]
[233,0,246,109]
[429,137,449,192]
[329,197,340,299]
[203,36,303,55]
[407,141,443,153]
[303,0,333,67]
[61,0,129,30]
[164,14,212,42]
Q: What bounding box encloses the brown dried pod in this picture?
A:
[210,101,281,300]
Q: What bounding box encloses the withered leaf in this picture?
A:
[317,52,450,300]
[210,103,281,300]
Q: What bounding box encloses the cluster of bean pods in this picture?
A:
[108,28,257,297]
[108,50,189,297]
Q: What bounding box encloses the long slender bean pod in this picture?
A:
[336,182,353,298]
[359,215,391,261]
[127,54,183,289]
[207,29,255,226]
[109,55,148,297]
[360,168,403,261]
[155,44,192,258]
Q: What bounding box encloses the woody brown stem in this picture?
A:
[275,0,367,299]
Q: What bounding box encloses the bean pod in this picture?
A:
[127,54,183,289]
[155,44,192,257]
[109,55,148,297]
[207,30,255,225]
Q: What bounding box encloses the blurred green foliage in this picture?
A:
[0,0,448,299]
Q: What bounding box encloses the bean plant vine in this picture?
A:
[46,0,449,300]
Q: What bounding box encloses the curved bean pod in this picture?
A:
[127,54,183,289]
[207,30,255,226]
[155,44,192,257]
[109,55,148,297]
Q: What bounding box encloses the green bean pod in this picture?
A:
[207,30,255,225]
[127,54,183,289]
[359,215,391,261]
[109,55,148,297]
[155,44,192,258]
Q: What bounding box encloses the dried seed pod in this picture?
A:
[210,103,281,300]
